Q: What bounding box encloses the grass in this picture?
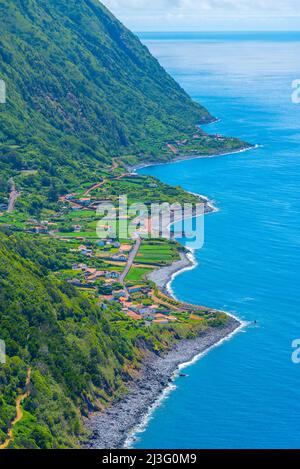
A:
[56,231,99,238]
[136,243,179,264]
[126,267,151,283]
[63,211,97,220]
[102,264,124,272]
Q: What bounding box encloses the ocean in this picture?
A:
[133,32,300,449]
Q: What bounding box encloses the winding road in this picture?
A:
[83,178,107,196]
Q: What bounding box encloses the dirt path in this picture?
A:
[83,178,106,196]
[111,158,119,171]
[82,171,128,198]
[0,367,31,450]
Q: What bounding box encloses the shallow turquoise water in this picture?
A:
[134,32,300,449]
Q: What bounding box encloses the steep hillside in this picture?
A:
[0,231,136,447]
[0,231,218,448]
[0,234,157,446]
[0,0,212,176]
[0,1,248,449]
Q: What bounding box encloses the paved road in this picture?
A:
[7,179,20,212]
[119,236,141,283]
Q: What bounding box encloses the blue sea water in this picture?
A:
[133,32,300,449]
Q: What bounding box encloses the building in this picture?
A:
[99,295,115,302]
[113,289,127,298]
[128,286,144,294]
[139,305,158,316]
[78,197,91,206]
[111,254,127,262]
[67,279,83,287]
[120,244,132,252]
[78,245,93,256]
[105,271,119,279]
[168,316,178,322]
[127,311,142,321]
[154,313,171,323]
[86,271,105,281]
[153,318,169,324]
[83,267,96,273]
[34,226,48,234]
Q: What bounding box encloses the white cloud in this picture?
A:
[101,0,300,30]
[103,0,300,15]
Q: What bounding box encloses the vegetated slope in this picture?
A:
[0,1,245,449]
[0,0,212,179]
[0,231,136,447]
[0,232,211,448]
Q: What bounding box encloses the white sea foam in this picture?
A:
[130,144,259,174]
[177,318,247,372]
[166,247,198,298]
[124,243,248,448]
[124,382,177,449]
[123,143,256,448]
[124,318,247,449]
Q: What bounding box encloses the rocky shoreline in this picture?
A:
[85,190,242,450]
[85,236,243,449]
[86,317,241,449]
[85,146,250,449]
[147,251,195,295]
[129,144,255,173]
[86,249,242,449]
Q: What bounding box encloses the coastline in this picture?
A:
[85,144,254,449]
[86,317,241,450]
[129,143,257,173]
[147,250,196,296]
[86,245,243,450]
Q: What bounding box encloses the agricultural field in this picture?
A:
[126,267,151,283]
[91,175,200,206]
[136,241,180,265]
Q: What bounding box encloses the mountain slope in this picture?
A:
[0,2,247,449]
[0,231,215,448]
[0,231,137,448]
[0,0,212,176]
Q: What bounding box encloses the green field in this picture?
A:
[136,242,179,264]
[126,267,151,283]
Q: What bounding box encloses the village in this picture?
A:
[0,154,217,328]
[62,236,204,325]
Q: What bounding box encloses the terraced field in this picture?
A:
[136,242,180,265]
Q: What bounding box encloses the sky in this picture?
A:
[101,0,300,31]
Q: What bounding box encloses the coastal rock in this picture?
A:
[86,318,241,449]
